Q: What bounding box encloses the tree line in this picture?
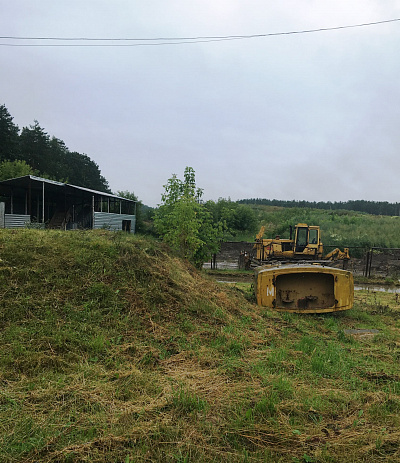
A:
[0,104,109,192]
[237,198,400,217]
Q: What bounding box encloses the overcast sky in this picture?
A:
[1,1,400,206]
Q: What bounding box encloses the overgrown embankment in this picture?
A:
[234,205,400,254]
[1,230,400,462]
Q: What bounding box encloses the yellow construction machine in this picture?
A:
[254,223,349,264]
[254,264,354,313]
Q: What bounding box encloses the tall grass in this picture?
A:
[0,229,400,461]
[236,205,400,255]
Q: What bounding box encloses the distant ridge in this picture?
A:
[237,199,400,216]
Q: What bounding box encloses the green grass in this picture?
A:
[1,229,400,462]
[234,204,400,256]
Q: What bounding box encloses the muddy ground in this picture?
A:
[204,242,400,278]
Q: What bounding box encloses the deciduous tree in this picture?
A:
[0,160,35,181]
[154,167,223,268]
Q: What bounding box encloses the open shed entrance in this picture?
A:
[0,175,137,232]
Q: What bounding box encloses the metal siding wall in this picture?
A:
[93,212,136,233]
[0,203,5,228]
[5,214,31,228]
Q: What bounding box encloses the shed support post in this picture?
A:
[28,179,32,216]
[42,181,45,224]
[64,191,67,229]
[364,251,369,277]
[368,249,373,278]
[92,195,95,229]
[10,188,13,214]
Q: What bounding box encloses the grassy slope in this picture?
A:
[234,205,400,253]
[1,230,400,462]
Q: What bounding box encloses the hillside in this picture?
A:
[238,199,400,217]
[233,205,400,254]
[1,230,400,462]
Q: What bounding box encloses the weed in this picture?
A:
[296,335,317,355]
[227,339,243,357]
[272,376,294,400]
[309,342,349,378]
[251,392,279,419]
[170,386,208,414]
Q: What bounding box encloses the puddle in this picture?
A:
[344,329,380,335]
[203,262,238,270]
[354,285,400,293]
[344,329,380,338]
[216,280,400,292]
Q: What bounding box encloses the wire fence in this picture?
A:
[206,243,400,279]
[363,247,400,278]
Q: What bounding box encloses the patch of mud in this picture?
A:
[203,241,253,270]
[204,242,365,273]
[205,242,400,278]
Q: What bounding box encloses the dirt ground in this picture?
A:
[204,242,400,278]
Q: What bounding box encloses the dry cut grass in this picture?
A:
[0,229,400,462]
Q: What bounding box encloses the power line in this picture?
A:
[0,17,399,47]
[0,37,246,46]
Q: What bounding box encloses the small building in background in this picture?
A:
[0,175,136,232]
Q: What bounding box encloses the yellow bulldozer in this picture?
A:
[254,264,354,313]
[253,223,349,264]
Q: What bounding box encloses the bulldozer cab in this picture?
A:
[253,223,324,263]
[294,224,321,255]
[294,226,308,252]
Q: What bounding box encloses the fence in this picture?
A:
[363,247,400,278]
[206,243,400,279]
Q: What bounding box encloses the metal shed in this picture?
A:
[0,175,136,232]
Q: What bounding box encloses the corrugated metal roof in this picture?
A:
[0,175,136,202]
[29,175,66,186]
[64,182,136,202]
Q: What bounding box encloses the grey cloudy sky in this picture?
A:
[1,1,400,206]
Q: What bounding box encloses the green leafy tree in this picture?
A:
[0,160,36,181]
[205,198,258,237]
[19,122,110,191]
[0,104,20,162]
[154,167,223,268]
[231,204,257,232]
[69,152,110,192]
[19,121,51,173]
[116,190,138,202]
[48,137,70,182]
[0,105,110,192]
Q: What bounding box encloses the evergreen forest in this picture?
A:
[0,104,109,192]
[238,198,400,217]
